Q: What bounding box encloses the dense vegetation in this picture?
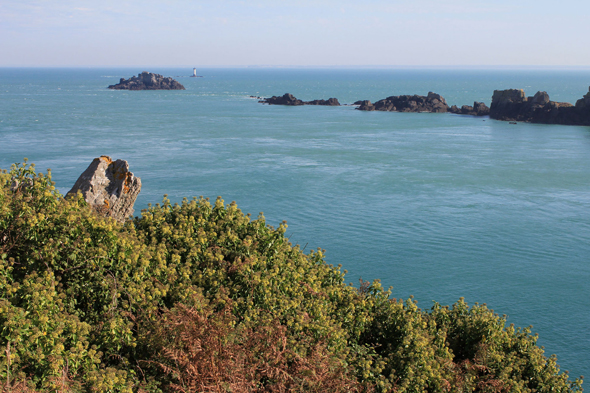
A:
[0,161,583,392]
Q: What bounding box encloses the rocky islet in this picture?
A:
[259,93,340,106]
[488,88,590,125]
[258,87,590,126]
[108,71,185,90]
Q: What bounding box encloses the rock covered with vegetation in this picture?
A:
[108,72,185,90]
[0,161,583,392]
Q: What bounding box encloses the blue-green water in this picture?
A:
[1,68,589,378]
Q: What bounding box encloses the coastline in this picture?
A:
[1,67,590,380]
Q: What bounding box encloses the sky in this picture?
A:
[1,0,589,67]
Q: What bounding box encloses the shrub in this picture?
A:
[0,162,583,392]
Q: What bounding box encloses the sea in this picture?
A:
[1,67,589,379]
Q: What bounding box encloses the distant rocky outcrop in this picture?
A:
[449,102,490,116]
[306,97,341,106]
[489,88,590,125]
[108,71,185,90]
[256,87,590,126]
[66,156,141,222]
[355,100,375,111]
[356,92,449,113]
[259,93,340,106]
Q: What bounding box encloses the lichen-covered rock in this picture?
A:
[66,156,141,222]
[108,71,185,90]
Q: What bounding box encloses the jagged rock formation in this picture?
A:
[259,93,340,106]
[449,102,490,116]
[356,100,375,111]
[261,93,304,105]
[108,71,185,90]
[489,88,590,125]
[66,156,141,222]
[257,87,590,126]
[356,92,449,113]
[306,98,341,106]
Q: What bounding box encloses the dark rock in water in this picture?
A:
[575,88,590,109]
[490,87,590,125]
[353,100,365,105]
[449,101,490,116]
[259,93,340,106]
[260,93,305,105]
[356,100,375,111]
[306,97,340,106]
[473,101,490,116]
[66,156,141,223]
[108,71,185,90]
[357,92,449,113]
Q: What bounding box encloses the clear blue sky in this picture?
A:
[1,0,588,67]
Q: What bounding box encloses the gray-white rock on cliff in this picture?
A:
[66,156,141,222]
[108,71,185,90]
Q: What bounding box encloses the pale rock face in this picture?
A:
[491,89,526,105]
[531,91,550,105]
[66,156,141,222]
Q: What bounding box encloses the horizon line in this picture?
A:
[2,65,590,70]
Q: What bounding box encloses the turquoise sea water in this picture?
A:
[1,67,589,378]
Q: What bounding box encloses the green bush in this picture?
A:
[0,162,583,392]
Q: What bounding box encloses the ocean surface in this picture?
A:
[1,67,589,378]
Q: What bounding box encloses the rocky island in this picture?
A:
[259,93,340,106]
[108,71,185,90]
[449,101,490,116]
[355,92,449,113]
[257,87,590,126]
[489,88,590,125]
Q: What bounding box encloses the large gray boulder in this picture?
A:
[531,91,550,105]
[67,156,141,222]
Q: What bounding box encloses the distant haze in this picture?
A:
[1,0,589,67]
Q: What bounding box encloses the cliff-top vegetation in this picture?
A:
[0,161,583,392]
